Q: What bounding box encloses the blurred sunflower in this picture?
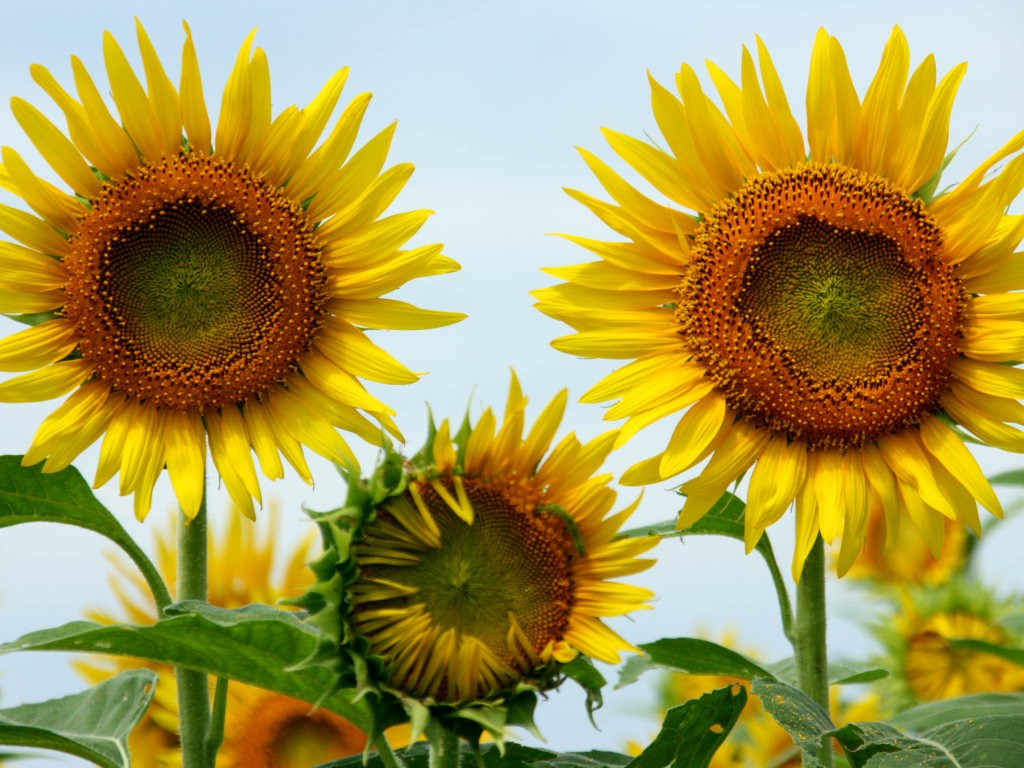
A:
[77,509,370,768]
[897,591,1024,702]
[0,20,463,520]
[300,373,655,745]
[535,26,1024,577]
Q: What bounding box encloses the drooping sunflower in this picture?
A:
[299,373,655,745]
[0,21,463,520]
[535,26,1024,577]
[77,507,375,768]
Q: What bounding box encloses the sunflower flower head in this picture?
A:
[0,20,464,521]
[295,372,656,749]
[76,506,373,768]
[879,581,1024,705]
[535,26,1024,578]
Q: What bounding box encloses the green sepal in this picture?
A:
[3,311,57,327]
[561,656,606,725]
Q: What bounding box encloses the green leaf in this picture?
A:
[627,685,747,768]
[1002,614,1024,636]
[751,677,835,768]
[947,638,1024,667]
[0,456,170,608]
[890,693,1024,731]
[0,602,369,728]
[0,669,156,768]
[0,455,130,541]
[852,715,1024,767]
[317,743,634,768]
[987,468,1024,486]
[618,637,774,689]
[765,658,889,686]
[831,721,930,767]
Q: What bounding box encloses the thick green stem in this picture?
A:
[177,489,211,768]
[795,535,833,768]
[429,729,460,768]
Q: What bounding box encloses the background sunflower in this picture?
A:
[1,2,1023,765]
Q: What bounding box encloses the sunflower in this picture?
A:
[76,507,377,768]
[299,373,655,744]
[0,20,463,520]
[898,594,1024,703]
[535,27,1024,578]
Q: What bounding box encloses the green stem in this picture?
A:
[204,677,229,766]
[120,534,173,612]
[795,535,833,768]
[429,729,460,768]
[759,535,796,649]
[177,488,211,768]
[373,733,406,768]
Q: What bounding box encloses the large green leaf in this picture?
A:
[0,669,156,768]
[618,638,773,689]
[831,721,938,767]
[843,715,1024,767]
[627,685,747,768]
[318,742,633,768]
[0,602,368,727]
[890,693,1024,731]
[751,677,835,768]
[0,455,170,608]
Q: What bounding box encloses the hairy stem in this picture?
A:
[176,488,211,768]
[795,535,833,768]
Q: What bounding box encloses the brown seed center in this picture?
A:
[63,153,328,410]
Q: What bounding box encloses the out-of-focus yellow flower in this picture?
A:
[903,611,1024,701]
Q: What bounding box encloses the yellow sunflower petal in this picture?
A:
[0,357,91,402]
[179,21,211,154]
[0,319,77,372]
[9,97,100,198]
[658,393,729,479]
[164,409,207,521]
[1,147,82,233]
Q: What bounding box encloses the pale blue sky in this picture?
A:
[2,1,1024,764]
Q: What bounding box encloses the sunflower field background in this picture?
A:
[1,1,1024,767]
